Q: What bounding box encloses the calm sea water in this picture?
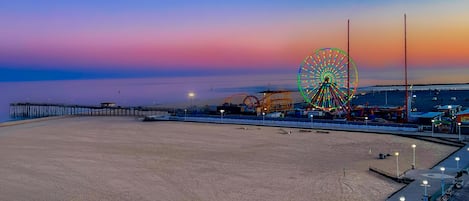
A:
[0,74,298,122]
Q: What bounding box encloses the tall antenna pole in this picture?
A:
[347,19,351,121]
[404,14,408,123]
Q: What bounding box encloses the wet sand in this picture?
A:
[0,117,457,201]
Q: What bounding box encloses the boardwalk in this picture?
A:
[387,145,469,201]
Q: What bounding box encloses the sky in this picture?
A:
[0,0,468,85]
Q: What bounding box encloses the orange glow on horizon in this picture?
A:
[1,2,468,73]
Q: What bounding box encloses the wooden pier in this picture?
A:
[9,102,170,119]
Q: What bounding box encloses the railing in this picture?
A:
[170,116,419,132]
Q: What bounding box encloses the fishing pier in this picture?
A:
[9,102,169,119]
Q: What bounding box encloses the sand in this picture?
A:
[0,117,457,201]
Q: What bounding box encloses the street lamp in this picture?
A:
[188,92,195,106]
[220,109,225,123]
[448,105,453,118]
[365,116,368,127]
[458,122,462,141]
[262,112,266,125]
[421,180,430,201]
[431,119,435,137]
[455,157,460,169]
[412,144,416,169]
[399,196,405,201]
[440,167,445,197]
[395,152,400,178]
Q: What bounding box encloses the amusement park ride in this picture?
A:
[222,47,357,117]
[297,47,358,114]
[221,16,411,122]
[222,22,358,118]
[222,90,294,114]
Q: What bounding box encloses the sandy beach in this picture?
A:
[0,117,457,201]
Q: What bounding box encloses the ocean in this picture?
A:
[0,73,298,122]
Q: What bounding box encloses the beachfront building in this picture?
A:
[436,105,462,118]
[351,105,405,123]
[410,112,443,125]
[456,109,469,134]
[101,102,117,108]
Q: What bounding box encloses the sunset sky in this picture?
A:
[0,0,468,85]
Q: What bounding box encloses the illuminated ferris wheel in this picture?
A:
[297,48,358,111]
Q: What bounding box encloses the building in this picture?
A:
[456,109,469,123]
[410,112,443,125]
[456,109,469,134]
[436,105,462,118]
[100,102,117,108]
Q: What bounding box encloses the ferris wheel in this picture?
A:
[297,48,358,111]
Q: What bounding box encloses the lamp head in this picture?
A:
[395,152,399,156]
[455,157,460,161]
[440,167,445,171]
[412,144,416,148]
[423,180,428,185]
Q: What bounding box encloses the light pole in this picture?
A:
[421,180,430,201]
[262,112,266,125]
[395,152,400,178]
[188,92,195,107]
[431,119,435,137]
[458,122,462,141]
[448,105,452,118]
[220,109,225,123]
[184,109,187,121]
[455,157,460,169]
[440,167,445,197]
[365,116,368,127]
[310,114,314,128]
[399,196,405,201]
[412,144,416,169]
